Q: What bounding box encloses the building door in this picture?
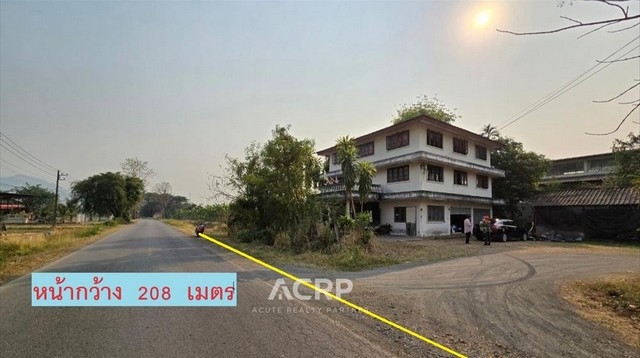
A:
[406,206,416,236]
[450,207,471,233]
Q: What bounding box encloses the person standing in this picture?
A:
[480,216,492,246]
[463,215,473,244]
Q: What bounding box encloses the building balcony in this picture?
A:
[317,184,382,200]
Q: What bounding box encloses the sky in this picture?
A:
[1,0,639,204]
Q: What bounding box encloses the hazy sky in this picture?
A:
[1,0,639,204]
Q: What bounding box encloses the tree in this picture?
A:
[481,127,549,221]
[607,132,640,189]
[392,95,460,124]
[335,136,358,217]
[14,184,55,221]
[355,161,377,212]
[71,172,144,221]
[498,0,639,135]
[226,125,322,243]
[481,124,500,140]
[492,138,550,220]
[154,182,172,218]
[121,157,155,189]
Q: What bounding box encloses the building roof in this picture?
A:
[548,151,613,163]
[0,192,40,199]
[317,115,503,155]
[529,187,640,207]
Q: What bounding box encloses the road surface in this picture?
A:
[0,220,397,358]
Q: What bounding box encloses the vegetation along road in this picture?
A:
[1,220,638,358]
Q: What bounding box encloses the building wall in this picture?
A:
[380,199,493,237]
[326,122,493,173]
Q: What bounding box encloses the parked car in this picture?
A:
[474,219,529,242]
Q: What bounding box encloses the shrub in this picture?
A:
[374,224,392,235]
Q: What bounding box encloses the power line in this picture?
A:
[0,142,57,177]
[0,131,58,172]
[0,158,55,183]
[497,35,640,131]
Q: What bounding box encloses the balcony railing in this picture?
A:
[318,184,382,196]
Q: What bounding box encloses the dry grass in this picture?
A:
[0,222,124,285]
[561,273,640,348]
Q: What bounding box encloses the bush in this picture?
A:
[273,231,290,250]
[235,229,273,244]
[374,224,392,235]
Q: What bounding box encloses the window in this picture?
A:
[386,131,410,150]
[332,153,339,164]
[427,165,443,182]
[394,207,406,223]
[454,170,468,186]
[453,138,468,154]
[427,206,444,222]
[357,142,375,157]
[477,175,489,189]
[475,145,487,160]
[427,130,443,148]
[588,158,612,172]
[387,165,409,183]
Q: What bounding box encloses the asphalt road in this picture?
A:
[0,220,395,358]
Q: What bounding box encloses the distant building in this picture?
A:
[317,115,505,237]
[540,152,615,187]
[531,152,639,240]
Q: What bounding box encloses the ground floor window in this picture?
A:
[427,205,445,222]
[394,207,406,222]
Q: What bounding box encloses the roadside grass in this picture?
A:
[561,273,640,348]
[164,220,540,271]
[0,221,125,285]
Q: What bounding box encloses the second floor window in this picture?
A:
[453,138,468,154]
[427,130,443,148]
[357,142,375,157]
[386,131,410,150]
[477,174,489,189]
[427,165,443,182]
[454,170,468,185]
[388,165,409,183]
[475,145,487,160]
[332,153,339,164]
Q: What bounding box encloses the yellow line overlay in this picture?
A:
[198,233,467,358]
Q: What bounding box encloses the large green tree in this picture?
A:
[393,95,460,124]
[482,126,549,221]
[71,172,144,221]
[226,125,322,239]
[14,184,55,221]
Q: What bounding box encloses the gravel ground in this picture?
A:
[312,242,640,358]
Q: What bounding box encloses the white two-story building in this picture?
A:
[317,115,505,236]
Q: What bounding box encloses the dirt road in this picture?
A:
[331,244,640,358]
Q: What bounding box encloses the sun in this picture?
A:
[475,10,491,27]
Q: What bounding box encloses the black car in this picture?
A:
[474,219,529,242]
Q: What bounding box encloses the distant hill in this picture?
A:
[0,174,70,200]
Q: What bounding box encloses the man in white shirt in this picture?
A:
[464,215,473,244]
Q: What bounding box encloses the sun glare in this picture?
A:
[475,10,491,27]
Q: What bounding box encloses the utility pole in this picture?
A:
[52,170,67,228]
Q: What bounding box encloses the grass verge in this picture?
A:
[163,220,540,271]
[561,273,640,348]
[0,221,125,285]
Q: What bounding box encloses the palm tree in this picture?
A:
[335,136,358,217]
[481,124,500,140]
[355,161,377,212]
